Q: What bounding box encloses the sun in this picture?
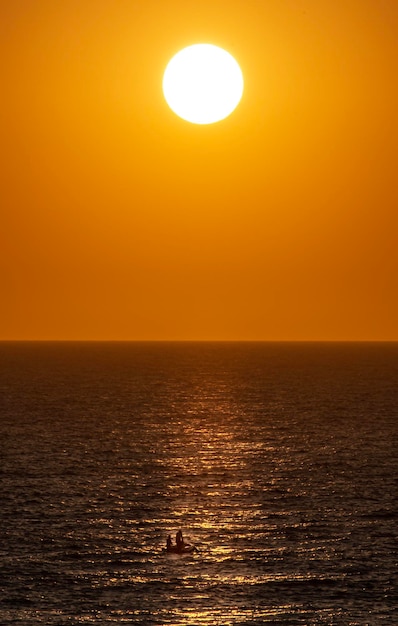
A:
[163,44,244,125]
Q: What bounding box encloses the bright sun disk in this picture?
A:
[163,44,244,125]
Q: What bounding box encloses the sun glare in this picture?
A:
[163,44,244,125]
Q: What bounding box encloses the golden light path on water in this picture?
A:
[115,383,346,625]
[75,375,350,624]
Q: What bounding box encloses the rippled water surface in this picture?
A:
[1,342,397,624]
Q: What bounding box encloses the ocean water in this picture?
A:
[0,341,397,625]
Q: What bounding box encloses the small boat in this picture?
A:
[165,543,198,555]
[164,530,198,554]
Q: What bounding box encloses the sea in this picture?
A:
[0,342,397,625]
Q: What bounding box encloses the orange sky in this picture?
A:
[1,0,397,340]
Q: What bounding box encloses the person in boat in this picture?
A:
[165,530,198,553]
[175,529,184,551]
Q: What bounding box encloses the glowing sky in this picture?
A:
[1,0,397,340]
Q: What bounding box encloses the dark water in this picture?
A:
[1,342,397,625]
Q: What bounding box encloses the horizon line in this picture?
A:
[1,339,397,344]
